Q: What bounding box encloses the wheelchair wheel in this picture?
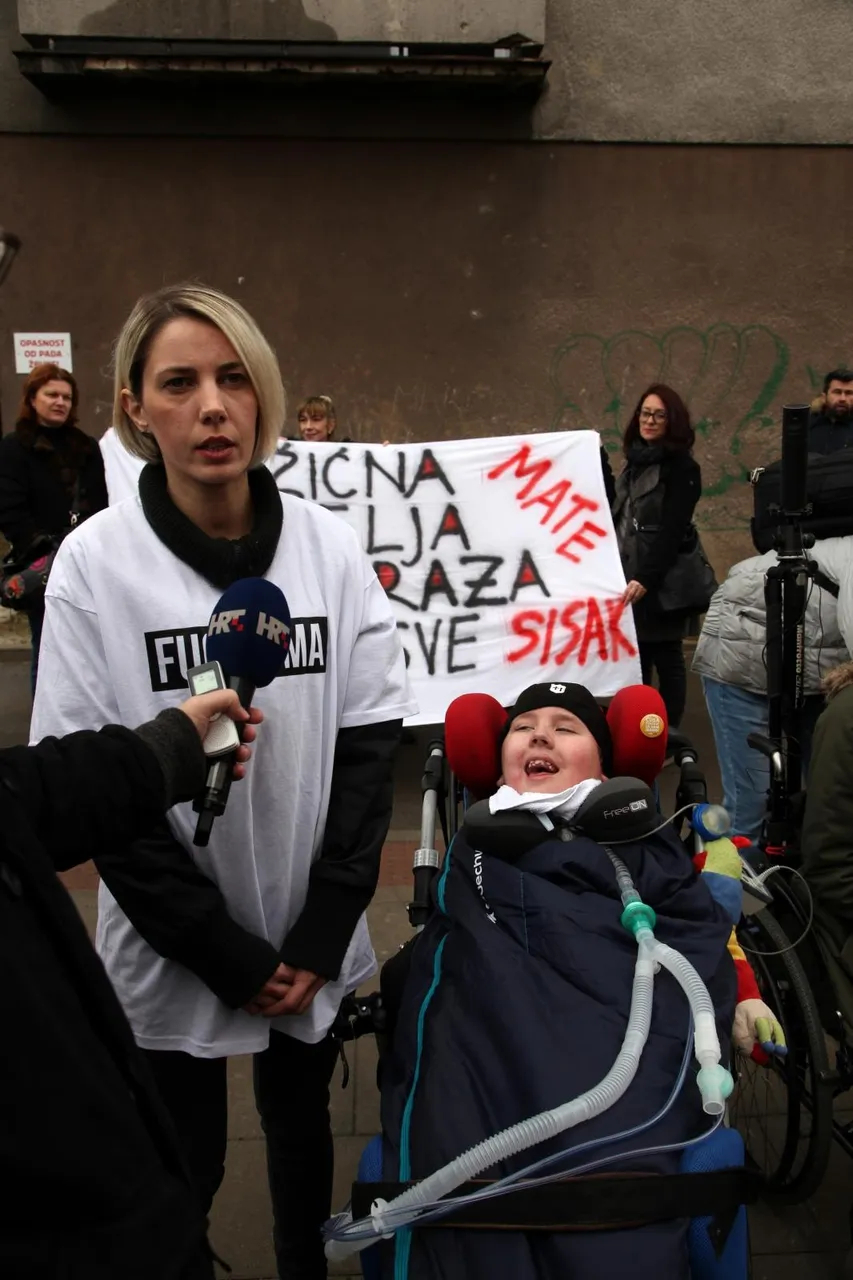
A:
[730,906,833,1204]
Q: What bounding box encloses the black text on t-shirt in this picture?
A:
[144,617,329,691]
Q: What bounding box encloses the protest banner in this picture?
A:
[270,431,639,724]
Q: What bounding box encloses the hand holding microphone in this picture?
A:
[178,688,264,781]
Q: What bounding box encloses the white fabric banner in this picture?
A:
[271,431,640,724]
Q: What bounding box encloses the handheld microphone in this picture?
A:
[191,577,292,846]
[444,693,507,796]
[605,685,668,786]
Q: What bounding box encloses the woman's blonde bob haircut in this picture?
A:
[113,283,286,467]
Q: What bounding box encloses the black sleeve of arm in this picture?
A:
[0,722,177,872]
[280,718,402,980]
[96,823,281,1010]
[600,446,616,507]
[0,436,38,553]
[636,459,702,592]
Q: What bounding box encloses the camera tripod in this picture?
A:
[748,404,822,856]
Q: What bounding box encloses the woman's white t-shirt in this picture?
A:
[30,489,417,1058]
[99,426,146,505]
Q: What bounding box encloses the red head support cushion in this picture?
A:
[606,685,668,786]
[445,693,507,795]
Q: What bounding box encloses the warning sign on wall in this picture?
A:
[13,333,73,374]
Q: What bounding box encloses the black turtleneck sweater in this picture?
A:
[92,463,402,1006]
[0,420,108,558]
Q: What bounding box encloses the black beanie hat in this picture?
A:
[502,682,613,775]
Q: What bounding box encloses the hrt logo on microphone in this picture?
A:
[256,612,290,646]
[208,609,246,635]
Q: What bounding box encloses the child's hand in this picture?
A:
[733,997,787,1061]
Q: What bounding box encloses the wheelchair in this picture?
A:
[660,730,839,1208]
[328,684,761,1280]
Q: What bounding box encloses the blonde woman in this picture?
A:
[31,284,416,1280]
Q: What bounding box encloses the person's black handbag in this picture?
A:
[0,537,58,611]
[0,477,84,612]
[751,451,853,553]
[635,521,718,614]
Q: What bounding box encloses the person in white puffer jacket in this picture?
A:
[692,536,853,840]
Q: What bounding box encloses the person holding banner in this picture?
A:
[611,384,702,727]
[30,283,416,1280]
[293,395,390,449]
[296,394,345,443]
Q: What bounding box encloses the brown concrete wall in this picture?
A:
[18,0,546,44]
[5,0,853,143]
[1,136,850,575]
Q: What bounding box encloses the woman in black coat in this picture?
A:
[0,362,107,693]
[611,383,701,727]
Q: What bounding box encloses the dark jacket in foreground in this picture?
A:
[612,445,702,642]
[379,826,736,1280]
[0,419,107,559]
[802,671,853,1032]
[807,410,853,456]
[803,676,853,928]
[0,711,212,1280]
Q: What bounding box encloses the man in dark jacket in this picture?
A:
[0,688,260,1280]
[808,369,853,454]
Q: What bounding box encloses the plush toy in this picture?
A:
[694,836,787,1062]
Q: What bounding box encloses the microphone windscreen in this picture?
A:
[205,577,292,688]
[606,685,668,785]
[445,693,507,795]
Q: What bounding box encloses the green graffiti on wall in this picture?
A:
[548,325,790,525]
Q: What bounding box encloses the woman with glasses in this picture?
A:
[611,383,701,726]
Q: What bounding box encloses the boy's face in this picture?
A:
[499,705,604,793]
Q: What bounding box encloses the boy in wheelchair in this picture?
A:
[343,683,783,1280]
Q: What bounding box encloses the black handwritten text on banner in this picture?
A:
[271,433,639,723]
